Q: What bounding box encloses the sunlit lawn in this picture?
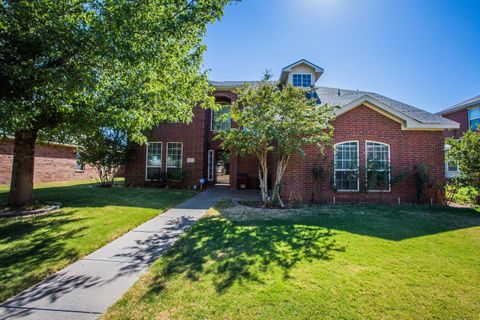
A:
[102,203,480,320]
[0,180,196,302]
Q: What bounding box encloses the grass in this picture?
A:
[102,203,480,320]
[0,180,196,302]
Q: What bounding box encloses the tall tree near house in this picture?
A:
[447,130,480,205]
[217,75,337,207]
[0,0,235,206]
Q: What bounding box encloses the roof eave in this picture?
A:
[436,100,480,115]
[335,95,460,130]
[1,135,79,148]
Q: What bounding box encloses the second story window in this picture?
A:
[468,107,480,131]
[292,74,312,87]
[211,104,231,131]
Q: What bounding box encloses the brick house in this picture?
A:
[436,94,480,178]
[0,136,96,185]
[125,59,459,204]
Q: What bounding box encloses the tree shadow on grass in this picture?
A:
[147,215,344,295]
[220,205,480,241]
[291,205,480,241]
[0,211,88,302]
[0,182,195,211]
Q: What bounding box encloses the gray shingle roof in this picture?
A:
[316,86,457,125]
[209,81,264,89]
[436,94,480,115]
[210,81,457,126]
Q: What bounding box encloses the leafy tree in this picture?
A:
[78,129,127,187]
[217,76,337,207]
[0,0,234,206]
[447,130,480,205]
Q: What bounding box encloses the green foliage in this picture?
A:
[365,161,390,191]
[312,165,326,181]
[166,169,189,183]
[0,0,234,141]
[414,163,431,204]
[446,183,480,207]
[219,81,336,159]
[447,130,480,205]
[217,78,337,205]
[0,0,234,205]
[78,129,127,187]
[145,169,189,186]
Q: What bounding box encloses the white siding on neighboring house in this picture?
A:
[444,144,460,178]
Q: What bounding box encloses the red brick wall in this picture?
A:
[442,109,469,139]
[124,91,255,189]
[125,106,208,187]
[280,105,446,204]
[0,139,96,185]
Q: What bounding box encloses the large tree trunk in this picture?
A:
[8,129,38,207]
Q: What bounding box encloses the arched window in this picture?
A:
[365,141,391,191]
[334,141,359,191]
[211,103,231,131]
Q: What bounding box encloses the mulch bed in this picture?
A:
[0,202,62,218]
[238,200,305,209]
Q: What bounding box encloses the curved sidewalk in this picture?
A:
[0,188,259,320]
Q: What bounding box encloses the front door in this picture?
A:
[215,150,230,186]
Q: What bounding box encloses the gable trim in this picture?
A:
[334,95,459,130]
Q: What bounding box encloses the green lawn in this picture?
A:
[0,180,196,302]
[102,203,480,320]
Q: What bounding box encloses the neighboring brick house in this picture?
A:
[125,59,459,204]
[0,136,96,185]
[436,94,480,178]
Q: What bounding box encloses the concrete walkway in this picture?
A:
[0,188,259,320]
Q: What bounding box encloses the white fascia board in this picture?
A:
[334,95,460,130]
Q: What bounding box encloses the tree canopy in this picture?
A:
[217,77,337,206]
[0,0,234,206]
[447,130,480,205]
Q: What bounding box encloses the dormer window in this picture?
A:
[292,74,312,87]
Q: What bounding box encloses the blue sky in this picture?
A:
[202,0,480,113]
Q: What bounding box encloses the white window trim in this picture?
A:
[210,104,231,132]
[207,149,214,181]
[468,106,480,130]
[166,142,183,174]
[365,141,391,192]
[145,141,162,181]
[334,140,360,192]
[444,144,460,178]
[291,73,313,88]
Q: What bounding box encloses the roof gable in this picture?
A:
[334,94,459,130]
[279,59,324,84]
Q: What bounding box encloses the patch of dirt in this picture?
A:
[0,202,62,218]
[219,202,324,222]
[239,200,305,210]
